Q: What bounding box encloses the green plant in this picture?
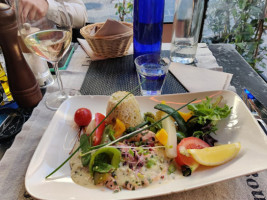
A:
[205,0,267,72]
[115,0,133,22]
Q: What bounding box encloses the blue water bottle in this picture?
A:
[133,0,165,59]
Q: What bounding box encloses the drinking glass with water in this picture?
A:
[135,54,170,96]
[170,0,205,64]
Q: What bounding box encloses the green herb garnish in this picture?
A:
[168,163,176,174]
[146,159,156,168]
[128,149,134,156]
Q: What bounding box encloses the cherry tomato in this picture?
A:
[74,108,92,127]
[175,137,210,167]
[93,113,105,146]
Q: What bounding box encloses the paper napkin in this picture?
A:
[77,38,133,61]
[92,19,132,37]
[169,62,233,92]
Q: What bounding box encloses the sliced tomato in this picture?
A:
[175,137,210,176]
[93,113,106,146]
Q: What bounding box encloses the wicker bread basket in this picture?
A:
[80,22,133,58]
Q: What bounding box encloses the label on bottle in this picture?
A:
[0,62,13,105]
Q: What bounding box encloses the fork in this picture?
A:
[242,90,267,135]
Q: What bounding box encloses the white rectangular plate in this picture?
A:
[25,90,267,200]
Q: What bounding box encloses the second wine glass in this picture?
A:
[15,0,80,110]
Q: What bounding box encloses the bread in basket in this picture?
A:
[80,22,133,58]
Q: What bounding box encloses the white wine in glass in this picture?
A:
[15,0,80,110]
[24,29,72,62]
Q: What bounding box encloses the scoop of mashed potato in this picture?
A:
[105,91,143,128]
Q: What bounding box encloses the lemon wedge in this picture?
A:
[187,143,241,166]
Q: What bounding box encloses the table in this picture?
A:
[209,44,267,107]
[0,43,267,200]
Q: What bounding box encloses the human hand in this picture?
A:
[18,0,49,21]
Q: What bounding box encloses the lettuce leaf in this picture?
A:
[187,96,232,141]
[187,96,231,126]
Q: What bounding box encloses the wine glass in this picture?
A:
[15,0,80,110]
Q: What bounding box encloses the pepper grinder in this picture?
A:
[0,3,42,108]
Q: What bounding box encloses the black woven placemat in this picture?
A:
[80,51,187,96]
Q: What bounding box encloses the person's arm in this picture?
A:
[46,0,87,28]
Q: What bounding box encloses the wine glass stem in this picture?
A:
[53,61,65,96]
